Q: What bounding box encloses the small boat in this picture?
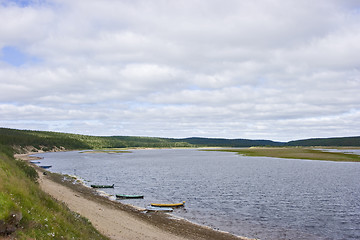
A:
[30,161,41,164]
[39,165,52,169]
[90,184,114,188]
[146,206,173,212]
[116,194,144,199]
[150,201,185,207]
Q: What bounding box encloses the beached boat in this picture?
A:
[30,161,41,164]
[39,165,52,169]
[90,184,114,188]
[116,194,144,199]
[150,201,185,207]
[146,206,173,212]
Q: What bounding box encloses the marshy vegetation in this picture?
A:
[208,147,360,162]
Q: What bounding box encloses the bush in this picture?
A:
[14,160,38,182]
[0,144,13,158]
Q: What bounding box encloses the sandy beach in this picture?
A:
[37,170,187,240]
[16,154,253,240]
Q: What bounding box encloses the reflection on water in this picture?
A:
[316,148,360,155]
[34,149,360,240]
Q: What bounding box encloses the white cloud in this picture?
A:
[0,0,359,141]
[0,3,54,47]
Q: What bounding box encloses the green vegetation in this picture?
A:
[209,147,360,162]
[0,128,194,152]
[287,136,360,147]
[0,144,108,239]
[171,137,285,147]
[172,136,360,147]
[1,128,360,152]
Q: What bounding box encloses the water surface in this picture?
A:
[34,149,360,240]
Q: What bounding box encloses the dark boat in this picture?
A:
[116,194,144,199]
[90,184,114,188]
[30,161,41,164]
[39,165,52,169]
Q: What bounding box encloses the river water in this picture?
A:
[34,149,360,240]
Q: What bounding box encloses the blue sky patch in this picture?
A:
[0,46,41,66]
[2,0,33,7]
[1,0,50,8]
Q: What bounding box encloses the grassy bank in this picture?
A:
[0,144,109,239]
[208,147,360,162]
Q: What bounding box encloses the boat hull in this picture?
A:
[91,184,114,188]
[146,206,173,212]
[30,161,41,164]
[116,194,144,199]
[39,165,52,169]
[150,201,185,207]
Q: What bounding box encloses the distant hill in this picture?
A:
[287,136,360,147]
[1,128,359,152]
[174,136,360,147]
[0,128,193,152]
[171,137,285,147]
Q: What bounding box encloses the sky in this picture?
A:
[0,0,360,142]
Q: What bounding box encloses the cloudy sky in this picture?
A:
[0,0,359,141]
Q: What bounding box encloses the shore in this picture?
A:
[16,154,253,240]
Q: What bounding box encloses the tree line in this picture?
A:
[1,128,359,152]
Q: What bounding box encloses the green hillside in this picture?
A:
[0,128,193,152]
[0,144,108,239]
[173,137,285,147]
[174,136,360,147]
[1,128,359,152]
[287,136,360,146]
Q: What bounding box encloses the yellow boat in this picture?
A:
[150,201,185,207]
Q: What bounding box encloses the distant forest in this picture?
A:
[173,136,360,147]
[0,128,193,152]
[287,136,360,147]
[169,137,284,147]
[0,128,359,153]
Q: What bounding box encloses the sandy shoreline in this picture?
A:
[16,154,253,240]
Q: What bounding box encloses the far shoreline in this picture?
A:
[204,146,360,162]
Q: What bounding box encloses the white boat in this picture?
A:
[146,206,173,212]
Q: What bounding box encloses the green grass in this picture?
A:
[0,144,109,239]
[207,147,360,162]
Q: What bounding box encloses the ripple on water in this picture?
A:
[34,149,360,240]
